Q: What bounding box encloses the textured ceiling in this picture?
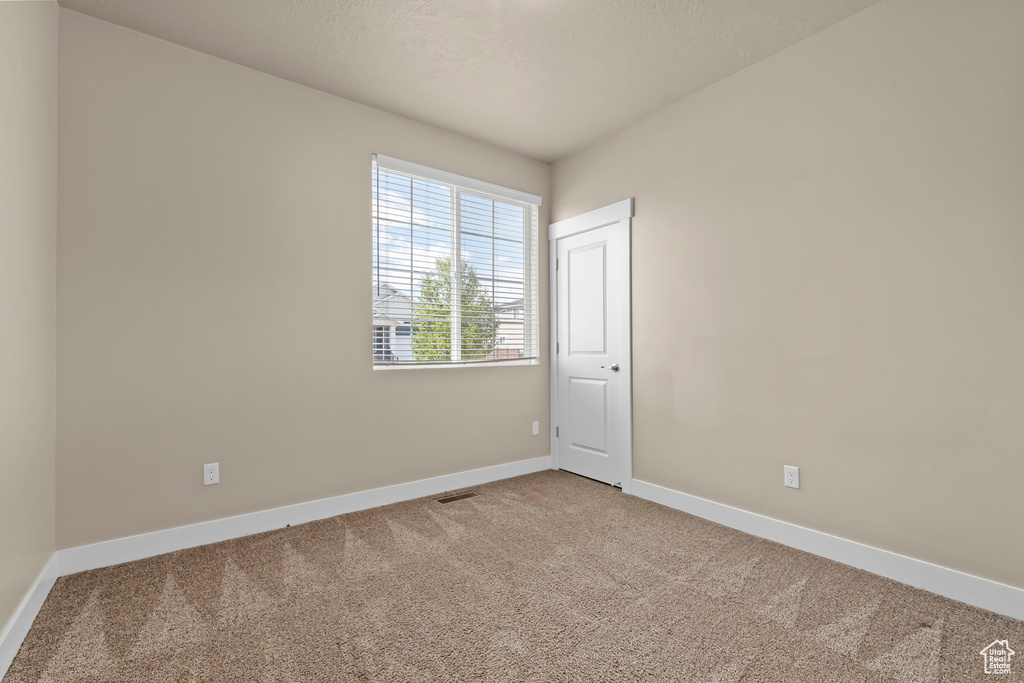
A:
[58,0,882,162]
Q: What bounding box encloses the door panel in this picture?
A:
[567,243,607,354]
[554,217,629,487]
[568,378,608,455]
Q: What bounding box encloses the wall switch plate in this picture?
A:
[784,465,800,489]
[204,463,219,486]
[532,421,540,435]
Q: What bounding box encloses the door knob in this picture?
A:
[601,363,620,372]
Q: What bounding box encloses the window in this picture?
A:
[373,326,394,362]
[372,154,541,367]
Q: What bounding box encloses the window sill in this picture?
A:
[373,358,539,371]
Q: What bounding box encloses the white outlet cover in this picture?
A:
[532,421,539,435]
[784,465,800,489]
[204,463,219,486]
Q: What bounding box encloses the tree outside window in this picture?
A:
[413,257,497,362]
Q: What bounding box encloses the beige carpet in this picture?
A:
[6,471,1022,682]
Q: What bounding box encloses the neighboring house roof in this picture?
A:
[373,284,411,303]
[377,294,410,304]
[495,299,524,311]
[373,282,413,323]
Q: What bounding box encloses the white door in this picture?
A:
[550,199,632,490]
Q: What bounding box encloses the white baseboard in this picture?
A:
[0,554,58,680]
[631,479,1024,621]
[12,460,1011,681]
[57,456,554,577]
[1,456,554,679]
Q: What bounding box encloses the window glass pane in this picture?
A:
[373,159,537,366]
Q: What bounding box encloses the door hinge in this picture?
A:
[556,342,559,354]
[556,259,559,271]
[556,426,559,437]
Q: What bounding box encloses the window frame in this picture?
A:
[372,154,542,370]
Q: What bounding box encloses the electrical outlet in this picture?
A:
[532,420,539,436]
[784,465,800,489]
[204,463,219,486]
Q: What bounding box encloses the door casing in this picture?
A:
[548,198,634,493]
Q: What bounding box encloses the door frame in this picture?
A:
[548,198,634,493]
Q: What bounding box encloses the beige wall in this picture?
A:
[552,0,1024,589]
[57,10,550,549]
[0,2,58,631]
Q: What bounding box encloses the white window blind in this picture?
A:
[372,154,540,367]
